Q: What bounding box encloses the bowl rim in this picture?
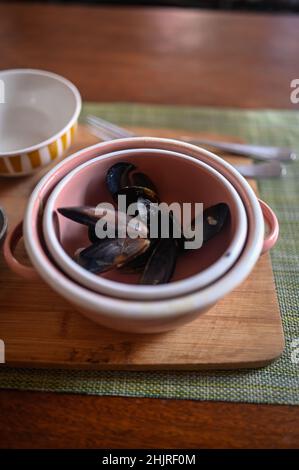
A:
[24,138,264,322]
[43,147,248,300]
[0,68,82,157]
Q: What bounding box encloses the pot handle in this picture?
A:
[3,221,39,280]
[259,199,279,254]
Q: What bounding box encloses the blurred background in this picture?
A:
[1,0,298,13]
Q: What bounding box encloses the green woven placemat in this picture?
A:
[0,103,298,405]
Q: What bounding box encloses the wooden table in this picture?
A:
[0,3,298,449]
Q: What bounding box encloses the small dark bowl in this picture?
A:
[0,207,8,247]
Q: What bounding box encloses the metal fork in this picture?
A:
[180,137,296,162]
[85,115,286,179]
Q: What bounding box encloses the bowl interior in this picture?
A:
[0,70,79,154]
[51,151,239,284]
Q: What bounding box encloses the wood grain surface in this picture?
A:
[0,2,298,449]
[1,3,298,108]
[0,125,284,370]
[1,391,299,449]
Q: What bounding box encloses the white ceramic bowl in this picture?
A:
[4,138,279,333]
[43,148,248,300]
[0,69,81,176]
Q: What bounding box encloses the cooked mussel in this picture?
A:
[57,206,101,227]
[106,161,159,205]
[138,203,229,284]
[140,238,178,285]
[120,239,158,273]
[131,172,157,194]
[75,236,150,274]
[121,200,183,276]
[57,206,148,242]
[203,202,229,243]
[182,202,229,249]
[106,162,136,200]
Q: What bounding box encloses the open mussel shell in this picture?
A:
[140,238,178,285]
[106,161,159,204]
[131,172,157,194]
[88,225,99,244]
[116,186,159,207]
[58,206,148,241]
[120,205,183,277]
[135,197,158,228]
[57,206,100,226]
[106,162,136,200]
[74,248,104,274]
[120,239,158,273]
[135,198,182,240]
[202,202,229,243]
[75,237,150,274]
[181,202,230,249]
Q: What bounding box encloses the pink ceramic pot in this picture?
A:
[43,148,248,300]
[3,138,279,333]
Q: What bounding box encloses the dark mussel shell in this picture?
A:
[58,206,148,242]
[121,200,183,276]
[106,162,136,200]
[131,171,158,194]
[135,198,183,241]
[118,197,181,275]
[57,206,100,226]
[135,197,158,227]
[120,239,158,273]
[106,162,159,205]
[140,238,178,285]
[74,249,104,274]
[88,224,99,243]
[75,237,150,274]
[116,186,159,208]
[202,202,229,243]
[181,202,230,249]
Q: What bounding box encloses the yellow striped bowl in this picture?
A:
[0,69,81,177]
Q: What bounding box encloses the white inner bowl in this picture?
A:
[43,148,248,300]
[0,69,81,155]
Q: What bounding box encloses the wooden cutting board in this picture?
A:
[0,125,284,369]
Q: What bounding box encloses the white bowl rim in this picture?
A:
[24,137,264,321]
[43,148,248,300]
[0,68,82,156]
